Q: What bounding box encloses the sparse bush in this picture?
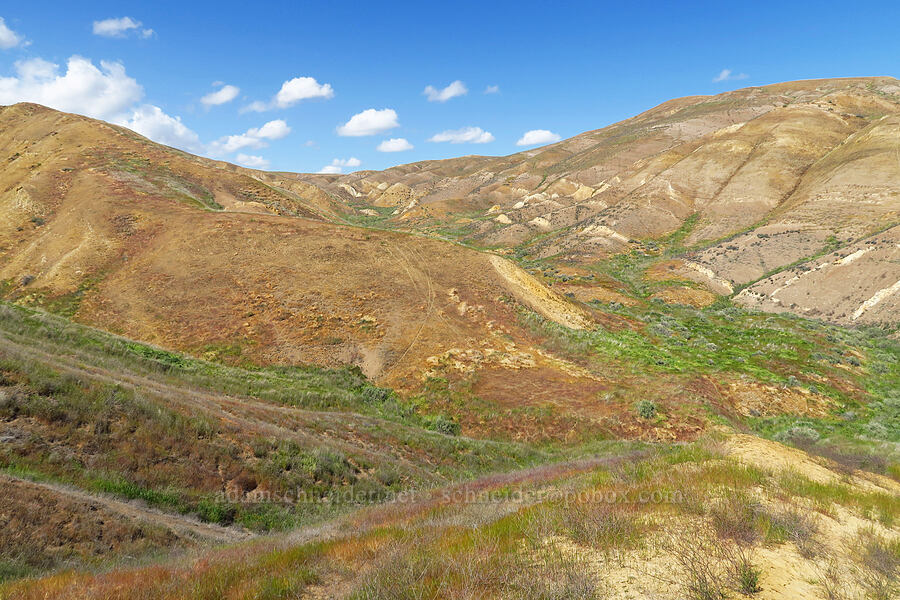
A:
[817,557,850,600]
[775,425,820,447]
[564,502,642,551]
[730,548,762,595]
[765,507,819,558]
[636,400,657,420]
[854,528,900,600]
[426,414,460,436]
[664,533,728,600]
[709,492,761,545]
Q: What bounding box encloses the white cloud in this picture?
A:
[92,17,150,39]
[243,76,334,112]
[516,129,561,146]
[484,85,500,94]
[201,83,239,106]
[118,105,201,151]
[428,126,494,144]
[235,153,270,169]
[423,80,467,102]
[318,157,361,174]
[250,119,290,140]
[377,137,414,152]
[0,56,143,121]
[275,76,334,107]
[337,108,399,137]
[208,119,291,155]
[713,69,748,83]
[242,100,268,113]
[0,17,25,49]
[0,54,202,153]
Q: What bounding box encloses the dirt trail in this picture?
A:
[0,331,447,483]
[0,473,251,543]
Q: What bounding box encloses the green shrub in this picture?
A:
[733,556,762,594]
[426,414,461,436]
[360,386,391,404]
[636,400,657,420]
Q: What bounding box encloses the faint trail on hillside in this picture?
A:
[0,331,446,483]
[0,473,252,543]
[382,241,437,369]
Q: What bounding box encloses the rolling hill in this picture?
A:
[0,78,898,597]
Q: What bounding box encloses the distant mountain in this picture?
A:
[286,77,900,326]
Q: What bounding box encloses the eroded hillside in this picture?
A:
[0,81,899,597]
[0,83,898,446]
[284,77,900,327]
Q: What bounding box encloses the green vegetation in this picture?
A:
[105,152,223,210]
[636,400,657,420]
[8,438,894,598]
[0,300,553,546]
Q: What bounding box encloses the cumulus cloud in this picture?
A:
[0,56,143,121]
[243,76,334,112]
[207,119,291,155]
[516,129,561,146]
[92,17,153,39]
[428,126,494,144]
[0,17,26,49]
[0,54,203,153]
[318,157,361,174]
[337,108,399,137]
[713,69,748,83]
[377,137,414,152]
[201,83,239,107]
[118,105,202,151]
[423,80,467,102]
[275,77,334,107]
[235,153,270,169]
[484,84,500,94]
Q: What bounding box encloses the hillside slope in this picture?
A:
[0,102,615,432]
[0,84,898,444]
[288,77,900,326]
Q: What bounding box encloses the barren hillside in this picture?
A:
[283,77,900,326]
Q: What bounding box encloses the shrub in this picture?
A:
[774,425,820,447]
[731,550,762,595]
[664,533,728,600]
[195,499,237,525]
[709,492,761,545]
[360,386,391,404]
[764,507,819,558]
[427,414,460,436]
[636,400,657,420]
[564,502,642,550]
[854,528,900,600]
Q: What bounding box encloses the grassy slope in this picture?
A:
[501,211,899,468]
[0,301,587,578]
[4,438,897,599]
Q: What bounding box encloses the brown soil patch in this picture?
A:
[651,286,718,307]
[722,380,835,418]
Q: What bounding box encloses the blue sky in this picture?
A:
[1,1,898,173]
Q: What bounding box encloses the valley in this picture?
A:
[0,77,897,599]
